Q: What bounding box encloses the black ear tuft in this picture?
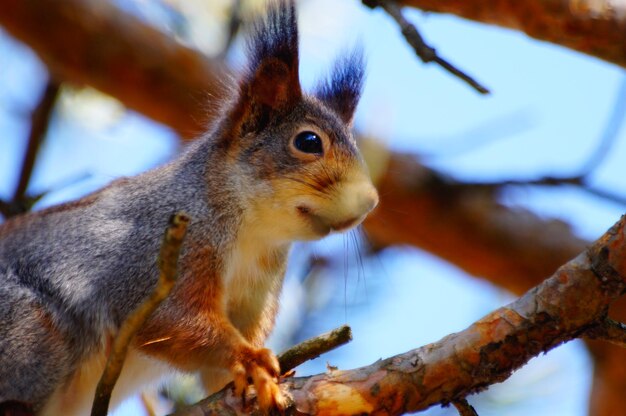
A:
[246,0,298,81]
[224,0,302,137]
[315,47,365,125]
[243,0,301,110]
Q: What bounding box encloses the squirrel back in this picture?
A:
[0,1,378,414]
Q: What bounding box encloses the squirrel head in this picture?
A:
[214,0,378,242]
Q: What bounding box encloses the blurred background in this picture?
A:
[2,0,625,414]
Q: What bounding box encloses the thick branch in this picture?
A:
[363,153,587,293]
[178,215,626,415]
[0,0,227,138]
[397,0,626,69]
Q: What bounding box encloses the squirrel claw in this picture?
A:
[232,362,248,403]
[231,347,286,412]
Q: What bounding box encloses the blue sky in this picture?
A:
[2,0,624,414]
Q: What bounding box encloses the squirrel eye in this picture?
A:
[293,131,323,155]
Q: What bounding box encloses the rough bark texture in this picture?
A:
[0,0,623,414]
[174,216,626,415]
[398,0,626,69]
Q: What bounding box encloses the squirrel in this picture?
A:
[0,0,378,414]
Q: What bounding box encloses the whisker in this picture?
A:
[343,233,348,323]
[353,227,369,306]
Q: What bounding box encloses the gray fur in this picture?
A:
[0,139,238,407]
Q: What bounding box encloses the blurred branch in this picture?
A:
[91,213,189,416]
[450,75,626,206]
[463,175,626,207]
[176,215,626,415]
[362,0,489,94]
[15,80,60,202]
[0,80,60,219]
[0,200,12,219]
[363,151,587,294]
[453,399,479,416]
[0,0,226,138]
[396,0,626,69]
[579,77,626,176]
[586,319,626,349]
[419,108,535,159]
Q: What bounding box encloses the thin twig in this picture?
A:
[91,212,190,416]
[585,318,626,349]
[464,175,626,206]
[278,325,353,373]
[363,0,489,94]
[579,76,626,176]
[453,76,626,204]
[452,399,479,416]
[172,325,353,415]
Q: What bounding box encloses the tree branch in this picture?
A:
[91,212,189,416]
[453,399,479,416]
[0,80,60,219]
[176,215,626,415]
[0,0,226,138]
[363,0,489,94]
[396,0,626,69]
[278,325,352,374]
[585,319,626,349]
[14,80,60,202]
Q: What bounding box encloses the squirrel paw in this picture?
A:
[231,347,286,411]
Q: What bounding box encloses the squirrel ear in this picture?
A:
[315,48,365,126]
[227,0,301,135]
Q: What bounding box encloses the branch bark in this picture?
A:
[175,215,626,415]
[397,0,626,69]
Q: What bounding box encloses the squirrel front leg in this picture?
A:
[136,298,286,410]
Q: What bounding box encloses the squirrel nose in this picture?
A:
[359,186,379,214]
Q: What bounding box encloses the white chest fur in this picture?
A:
[223,230,289,341]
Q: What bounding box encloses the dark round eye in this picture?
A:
[293,131,323,154]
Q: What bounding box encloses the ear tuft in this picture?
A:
[242,0,301,112]
[224,0,301,137]
[315,47,366,125]
[246,0,299,83]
